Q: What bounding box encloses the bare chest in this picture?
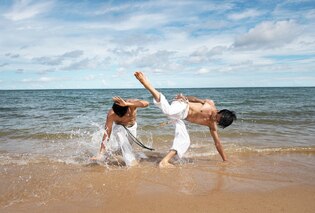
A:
[187,103,216,126]
[186,111,212,126]
[115,109,137,126]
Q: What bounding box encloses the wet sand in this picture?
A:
[1,152,315,213]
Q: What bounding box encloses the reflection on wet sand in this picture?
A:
[1,152,315,212]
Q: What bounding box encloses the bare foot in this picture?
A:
[129,160,139,167]
[134,71,161,102]
[159,161,176,168]
[90,153,106,161]
[134,71,150,88]
[216,160,231,167]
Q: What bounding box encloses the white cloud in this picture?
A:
[32,50,84,66]
[3,0,54,21]
[201,20,229,30]
[305,9,315,20]
[228,9,264,20]
[21,76,61,83]
[80,13,169,31]
[187,45,229,64]
[62,50,84,58]
[110,47,148,58]
[120,13,168,30]
[101,79,108,86]
[234,20,300,49]
[62,58,93,71]
[123,50,177,70]
[188,46,210,63]
[84,75,95,81]
[197,68,209,74]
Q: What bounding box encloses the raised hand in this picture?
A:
[175,93,188,101]
[112,96,129,106]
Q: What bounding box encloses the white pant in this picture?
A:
[106,123,137,166]
[153,93,190,158]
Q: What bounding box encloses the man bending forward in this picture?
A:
[134,71,236,168]
[92,96,149,166]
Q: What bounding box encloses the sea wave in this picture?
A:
[1,144,314,166]
[186,143,315,158]
[236,146,315,154]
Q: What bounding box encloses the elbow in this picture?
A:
[143,101,150,107]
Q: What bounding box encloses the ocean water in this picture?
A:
[1,87,315,211]
[0,87,315,165]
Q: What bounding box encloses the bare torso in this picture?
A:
[111,107,137,127]
[185,101,218,130]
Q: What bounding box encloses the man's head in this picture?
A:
[217,109,236,129]
[112,103,129,117]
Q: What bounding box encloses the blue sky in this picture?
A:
[0,0,314,89]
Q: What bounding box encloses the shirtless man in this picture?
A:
[92,96,149,166]
[134,71,236,168]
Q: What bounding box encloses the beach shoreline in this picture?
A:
[1,152,315,213]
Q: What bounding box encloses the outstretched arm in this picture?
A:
[128,99,149,108]
[210,128,227,161]
[91,112,114,160]
[186,96,214,105]
[185,95,214,112]
[186,96,206,104]
[99,112,114,153]
[113,96,149,108]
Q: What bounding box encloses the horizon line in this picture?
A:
[1,86,315,91]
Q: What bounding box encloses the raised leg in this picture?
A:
[134,71,160,102]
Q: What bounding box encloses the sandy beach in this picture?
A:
[1,151,315,213]
[1,87,315,212]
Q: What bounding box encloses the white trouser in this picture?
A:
[153,93,190,158]
[106,123,137,166]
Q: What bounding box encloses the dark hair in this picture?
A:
[112,103,129,117]
[218,109,236,129]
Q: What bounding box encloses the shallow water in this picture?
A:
[1,87,315,210]
[1,87,314,165]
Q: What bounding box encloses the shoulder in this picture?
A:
[205,99,215,105]
[107,109,116,118]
